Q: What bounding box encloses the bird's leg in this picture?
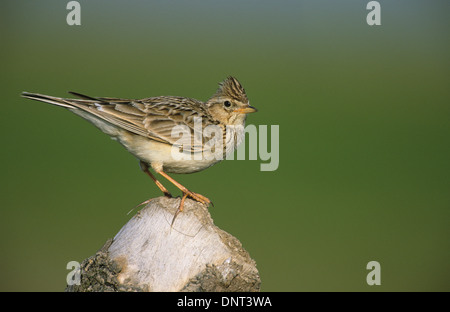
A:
[156,169,212,206]
[139,161,172,197]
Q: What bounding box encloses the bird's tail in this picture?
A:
[21,92,77,109]
[21,91,125,138]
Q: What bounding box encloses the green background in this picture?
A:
[1,0,449,291]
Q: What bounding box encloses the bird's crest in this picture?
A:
[211,76,248,103]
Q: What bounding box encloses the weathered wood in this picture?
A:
[66,196,260,292]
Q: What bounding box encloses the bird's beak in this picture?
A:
[234,106,258,114]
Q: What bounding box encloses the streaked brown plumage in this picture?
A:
[21,77,257,219]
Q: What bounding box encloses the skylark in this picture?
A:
[22,77,257,216]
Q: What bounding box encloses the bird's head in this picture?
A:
[206,76,257,126]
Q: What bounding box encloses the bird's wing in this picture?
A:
[69,93,220,153]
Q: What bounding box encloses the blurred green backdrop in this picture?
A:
[1,0,449,291]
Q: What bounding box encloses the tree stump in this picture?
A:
[65,196,261,292]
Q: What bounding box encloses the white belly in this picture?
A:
[116,131,221,174]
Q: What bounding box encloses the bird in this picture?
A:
[22,76,257,219]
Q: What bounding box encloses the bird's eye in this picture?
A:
[224,101,231,108]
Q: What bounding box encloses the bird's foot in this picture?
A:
[170,191,212,226]
[185,190,212,207]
